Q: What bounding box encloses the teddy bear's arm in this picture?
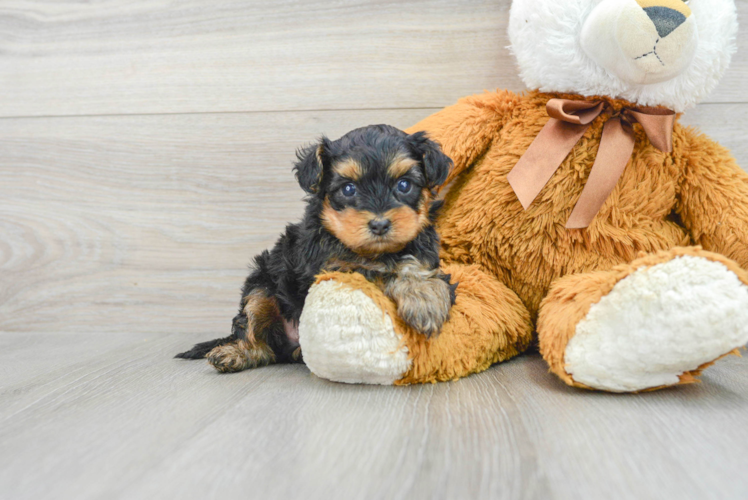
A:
[405,91,520,187]
[676,128,748,268]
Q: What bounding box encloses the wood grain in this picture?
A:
[680,102,748,158]
[1,0,747,118]
[0,109,440,335]
[0,0,519,117]
[2,2,748,498]
[0,332,747,500]
[2,104,747,335]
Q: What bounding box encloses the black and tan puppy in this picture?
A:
[176,124,456,373]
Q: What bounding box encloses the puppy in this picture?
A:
[176,124,456,373]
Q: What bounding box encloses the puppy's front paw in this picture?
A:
[393,277,453,337]
[207,340,275,373]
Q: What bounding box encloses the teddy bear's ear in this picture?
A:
[294,137,332,195]
[406,131,453,189]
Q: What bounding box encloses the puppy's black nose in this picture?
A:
[644,7,686,38]
[368,218,391,236]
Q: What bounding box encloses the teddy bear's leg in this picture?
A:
[537,247,748,392]
[298,263,533,385]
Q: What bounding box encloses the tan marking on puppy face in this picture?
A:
[384,206,422,247]
[333,158,363,180]
[321,190,433,256]
[321,198,376,251]
[387,154,419,179]
[385,188,432,241]
[418,188,433,226]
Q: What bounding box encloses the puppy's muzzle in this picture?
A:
[368,218,391,236]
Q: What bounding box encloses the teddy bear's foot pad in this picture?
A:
[299,279,412,385]
[565,256,748,392]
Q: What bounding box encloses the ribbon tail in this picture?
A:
[628,109,675,152]
[507,118,590,209]
[566,118,636,229]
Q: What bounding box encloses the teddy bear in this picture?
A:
[297,0,748,392]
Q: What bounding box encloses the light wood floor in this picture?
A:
[2,1,748,499]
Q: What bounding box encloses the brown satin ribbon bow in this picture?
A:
[506,98,675,229]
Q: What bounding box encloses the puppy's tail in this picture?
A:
[175,334,235,360]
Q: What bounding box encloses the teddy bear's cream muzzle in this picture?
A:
[581,0,698,85]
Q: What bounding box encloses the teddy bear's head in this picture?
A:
[508,0,737,112]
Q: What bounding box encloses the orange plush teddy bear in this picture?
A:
[298,0,748,392]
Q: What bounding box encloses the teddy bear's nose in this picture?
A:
[643,7,686,38]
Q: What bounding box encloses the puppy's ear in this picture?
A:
[407,131,453,189]
[294,137,331,195]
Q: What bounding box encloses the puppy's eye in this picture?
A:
[396,179,412,194]
[341,183,356,197]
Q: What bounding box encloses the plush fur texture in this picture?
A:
[538,247,748,390]
[300,82,748,389]
[419,90,748,318]
[302,264,533,385]
[291,0,748,390]
[509,0,738,111]
[403,90,748,389]
[299,279,412,385]
[176,124,456,372]
[566,255,748,392]
[581,0,698,85]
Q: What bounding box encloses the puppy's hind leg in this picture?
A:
[175,335,235,360]
[207,290,297,373]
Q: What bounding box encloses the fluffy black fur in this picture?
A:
[176,124,455,368]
